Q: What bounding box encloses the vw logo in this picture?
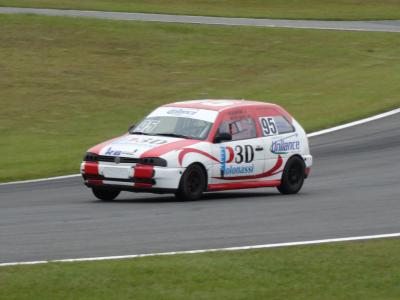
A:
[114,156,121,164]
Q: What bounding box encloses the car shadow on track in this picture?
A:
[95,191,282,203]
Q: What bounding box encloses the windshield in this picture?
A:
[131,116,213,140]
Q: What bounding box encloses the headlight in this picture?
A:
[84,152,98,162]
[140,157,167,167]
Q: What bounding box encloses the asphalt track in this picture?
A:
[1,7,400,32]
[1,113,399,263]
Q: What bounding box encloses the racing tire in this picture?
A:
[92,187,120,201]
[175,164,206,201]
[277,156,306,195]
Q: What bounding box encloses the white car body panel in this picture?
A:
[81,100,313,193]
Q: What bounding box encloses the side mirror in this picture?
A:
[128,124,136,132]
[214,132,232,143]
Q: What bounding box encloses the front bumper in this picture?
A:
[80,161,183,191]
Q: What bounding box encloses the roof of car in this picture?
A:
[163,99,280,112]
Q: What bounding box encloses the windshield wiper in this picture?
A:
[156,133,192,139]
[129,131,151,135]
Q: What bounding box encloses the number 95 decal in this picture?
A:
[259,117,277,136]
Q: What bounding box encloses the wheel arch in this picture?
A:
[287,154,306,164]
[186,162,209,191]
[281,154,306,179]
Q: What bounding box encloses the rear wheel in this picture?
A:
[92,187,120,201]
[175,164,206,201]
[277,156,306,195]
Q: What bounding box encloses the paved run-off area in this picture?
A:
[0,113,399,263]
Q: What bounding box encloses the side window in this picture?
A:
[218,117,257,141]
[274,116,295,134]
[259,115,294,136]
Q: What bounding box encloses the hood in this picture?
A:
[88,134,199,158]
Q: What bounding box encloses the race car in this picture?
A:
[81,99,312,201]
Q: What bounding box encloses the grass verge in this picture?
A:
[1,0,400,20]
[0,14,399,181]
[1,238,400,299]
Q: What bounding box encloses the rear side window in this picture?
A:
[218,117,257,141]
[274,116,295,134]
[259,115,294,136]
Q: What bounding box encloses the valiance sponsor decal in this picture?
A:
[270,134,300,154]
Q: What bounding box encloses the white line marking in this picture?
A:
[1,232,399,267]
[307,108,400,137]
[1,7,400,33]
[0,174,80,186]
[0,107,399,186]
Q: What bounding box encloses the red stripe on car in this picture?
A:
[140,139,200,158]
[84,162,99,175]
[87,179,103,186]
[88,136,122,155]
[133,165,154,188]
[134,164,154,178]
[208,180,281,191]
[178,148,220,166]
[226,146,235,163]
[134,182,153,188]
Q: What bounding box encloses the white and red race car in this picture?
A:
[81,100,312,201]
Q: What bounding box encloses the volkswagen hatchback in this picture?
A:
[81,100,312,201]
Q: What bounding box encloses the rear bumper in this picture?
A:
[303,154,313,179]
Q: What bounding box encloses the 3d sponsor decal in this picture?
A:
[234,145,254,164]
[179,145,256,173]
[220,145,253,177]
[270,134,300,154]
[136,138,168,145]
[219,146,235,177]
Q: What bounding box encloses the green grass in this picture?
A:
[1,238,400,299]
[1,0,400,20]
[0,14,400,182]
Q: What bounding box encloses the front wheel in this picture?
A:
[277,156,306,195]
[92,187,120,201]
[175,164,206,201]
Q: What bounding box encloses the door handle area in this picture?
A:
[255,146,264,151]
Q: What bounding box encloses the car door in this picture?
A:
[257,113,299,178]
[209,112,265,184]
